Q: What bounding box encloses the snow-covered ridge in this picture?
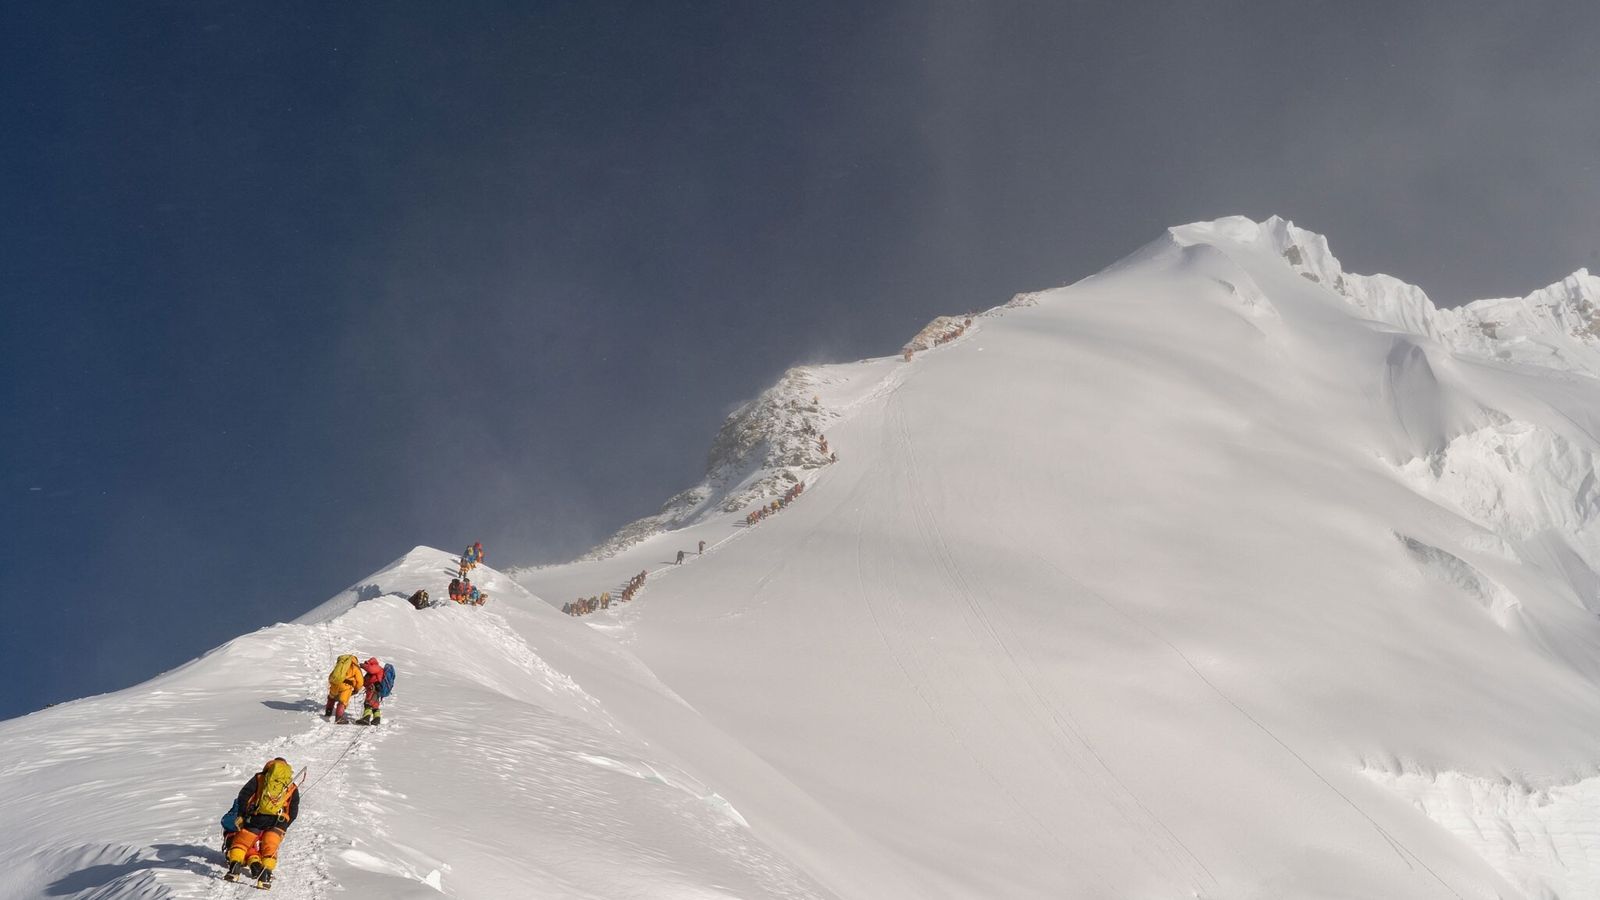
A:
[578,314,982,561]
[1172,215,1600,376]
[576,366,843,560]
[901,315,974,353]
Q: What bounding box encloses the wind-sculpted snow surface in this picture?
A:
[1363,765,1600,899]
[1396,421,1600,574]
[12,216,1600,899]
[1395,533,1521,627]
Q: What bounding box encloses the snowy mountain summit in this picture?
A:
[8,217,1600,899]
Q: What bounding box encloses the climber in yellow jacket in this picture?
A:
[223,757,300,887]
[322,654,364,724]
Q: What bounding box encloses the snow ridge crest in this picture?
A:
[578,367,839,560]
[1173,216,1600,376]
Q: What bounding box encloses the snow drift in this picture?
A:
[7,215,1600,899]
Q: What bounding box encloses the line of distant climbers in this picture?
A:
[565,569,649,616]
[445,542,492,606]
[565,461,829,619]
[458,542,486,578]
[394,543,493,610]
[745,478,807,526]
[902,317,973,361]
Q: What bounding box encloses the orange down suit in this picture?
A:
[327,665,363,706]
[226,772,300,871]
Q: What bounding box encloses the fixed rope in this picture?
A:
[302,727,369,792]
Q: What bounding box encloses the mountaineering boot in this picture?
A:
[322,698,335,718]
[257,868,273,890]
[224,860,244,882]
[248,860,263,880]
[335,715,350,724]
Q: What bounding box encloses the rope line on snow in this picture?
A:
[303,728,370,792]
[304,620,379,793]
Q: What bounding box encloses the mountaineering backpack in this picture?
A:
[252,759,296,817]
[329,654,359,687]
[378,663,396,699]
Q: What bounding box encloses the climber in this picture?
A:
[676,550,686,565]
[223,757,300,887]
[357,657,382,718]
[323,654,364,724]
[356,657,395,726]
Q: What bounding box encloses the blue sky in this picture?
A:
[3,1,1597,721]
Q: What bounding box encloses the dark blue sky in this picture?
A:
[3,2,1597,721]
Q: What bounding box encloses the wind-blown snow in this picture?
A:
[7,216,1600,899]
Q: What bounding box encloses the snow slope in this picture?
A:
[523,217,1600,899]
[0,550,836,900]
[7,216,1600,899]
